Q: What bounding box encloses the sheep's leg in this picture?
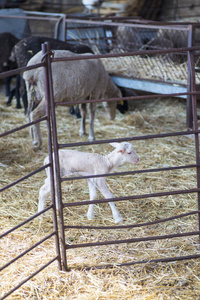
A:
[86,179,98,220]
[28,99,45,149]
[89,102,96,141]
[4,77,11,97]
[6,88,16,107]
[38,177,51,213]
[15,74,21,109]
[21,79,28,113]
[97,178,123,223]
[79,103,87,137]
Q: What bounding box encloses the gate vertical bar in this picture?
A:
[42,43,62,270]
[43,42,68,270]
[188,48,200,242]
[187,24,194,130]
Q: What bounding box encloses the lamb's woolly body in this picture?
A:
[38,142,139,223]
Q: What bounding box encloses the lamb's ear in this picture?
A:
[110,142,125,153]
[109,142,120,148]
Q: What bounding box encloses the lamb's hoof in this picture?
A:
[87,213,94,220]
[114,217,123,223]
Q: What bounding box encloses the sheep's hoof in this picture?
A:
[33,145,41,151]
[79,131,87,137]
[88,135,95,141]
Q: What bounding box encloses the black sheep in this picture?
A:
[0,32,21,108]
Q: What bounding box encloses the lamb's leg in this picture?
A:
[97,178,123,223]
[89,102,96,141]
[38,177,51,213]
[79,103,87,137]
[87,179,98,220]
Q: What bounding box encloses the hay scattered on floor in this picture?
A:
[1,82,200,299]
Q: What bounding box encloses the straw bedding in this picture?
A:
[1,80,200,299]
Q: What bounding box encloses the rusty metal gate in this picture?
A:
[1,40,200,298]
[0,45,62,299]
[44,43,200,272]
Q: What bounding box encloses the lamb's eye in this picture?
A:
[128,152,132,155]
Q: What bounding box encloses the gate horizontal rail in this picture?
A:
[64,210,200,230]
[0,116,47,138]
[0,205,53,239]
[1,232,56,272]
[61,164,197,182]
[77,253,200,271]
[1,257,58,300]
[65,231,200,249]
[63,188,200,207]
[0,163,50,192]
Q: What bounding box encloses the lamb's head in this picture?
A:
[110,142,139,165]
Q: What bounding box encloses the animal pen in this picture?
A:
[1,14,200,299]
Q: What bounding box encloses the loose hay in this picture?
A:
[1,81,200,299]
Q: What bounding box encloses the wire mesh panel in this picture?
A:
[65,18,200,86]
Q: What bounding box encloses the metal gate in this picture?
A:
[1,41,200,298]
[41,42,200,272]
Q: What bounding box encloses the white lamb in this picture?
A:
[38,142,139,223]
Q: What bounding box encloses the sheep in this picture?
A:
[0,32,21,109]
[38,142,139,223]
[23,49,122,149]
[9,35,94,114]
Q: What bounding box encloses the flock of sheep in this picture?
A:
[1,31,139,222]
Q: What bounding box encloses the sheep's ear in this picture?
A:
[109,142,120,148]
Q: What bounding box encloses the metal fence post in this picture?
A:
[41,42,62,270]
[42,41,68,271]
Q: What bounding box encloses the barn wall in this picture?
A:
[159,0,200,21]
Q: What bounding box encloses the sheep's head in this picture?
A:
[103,80,122,120]
[103,100,117,120]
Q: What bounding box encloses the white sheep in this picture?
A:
[23,50,122,149]
[38,142,139,223]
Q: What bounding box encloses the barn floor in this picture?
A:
[1,81,200,299]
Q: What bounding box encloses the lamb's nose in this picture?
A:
[135,157,139,163]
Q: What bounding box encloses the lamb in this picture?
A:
[23,49,122,149]
[38,142,139,223]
